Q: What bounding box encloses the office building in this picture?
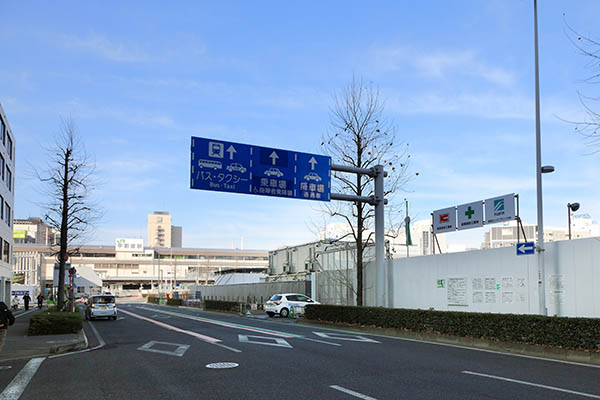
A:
[0,104,15,303]
[14,217,59,245]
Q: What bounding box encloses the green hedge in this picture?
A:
[204,300,240,312]
[304,305,600,351]
[28,311,83,336]
[167,298,183,306]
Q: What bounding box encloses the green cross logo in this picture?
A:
[465,206,475,219]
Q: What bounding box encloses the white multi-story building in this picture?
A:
[147,211,182,248]
[0,104,15,303]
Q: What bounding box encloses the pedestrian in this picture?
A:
[0,300,15,352]
[23,293,31,311]
[37,294,44,309]
[11,295,19,311]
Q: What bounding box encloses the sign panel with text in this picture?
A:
[433,207,456,233]
[485,193,515,225]
[190,137,331,201]
[457,201,484,231]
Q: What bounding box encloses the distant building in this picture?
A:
[13,242,268,296]
[0,103,15,303]
[481,215,599,249]
[13,217,59,245]
[171,226,182,248]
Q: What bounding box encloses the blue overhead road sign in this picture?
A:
[516,242,535,256]
[190,136,331,201]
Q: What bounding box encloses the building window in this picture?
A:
[3,240,9,263]
[5,204,10,227]
[7,135,12,160]
[6,168,11,191]
[0,155,4,181]
[0,195,3,221]
[0,118,4,145]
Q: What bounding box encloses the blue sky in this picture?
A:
[2,1,599,250]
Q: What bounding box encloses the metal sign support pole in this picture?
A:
[330,163,387,307]
[374,165,385,308]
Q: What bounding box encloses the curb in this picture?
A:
[298,319,600,367]
[49,329,88,355]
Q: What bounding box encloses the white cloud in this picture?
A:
[61,33,149,62]
[372,46,516,86]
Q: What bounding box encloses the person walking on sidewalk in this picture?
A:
[11,295,19,311]
[23,293,31,311]
[0,301,15,352]
[37,294,44,309]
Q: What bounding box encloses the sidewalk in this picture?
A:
[0,307,87,362]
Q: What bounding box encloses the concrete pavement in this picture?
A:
[1,300,597,399]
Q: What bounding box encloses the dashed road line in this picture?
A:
[462,371,600,399]
[0,357,45,400]
[330,385,378,400]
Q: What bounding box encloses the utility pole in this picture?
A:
[533,0,547,316]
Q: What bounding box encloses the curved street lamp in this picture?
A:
[567,203,580,240]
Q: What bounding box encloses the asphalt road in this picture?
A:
[1,301,599,399]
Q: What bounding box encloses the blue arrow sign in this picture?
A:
[516,241,535,255]
[190,137,331,201]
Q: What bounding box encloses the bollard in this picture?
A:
[289,306,294,319]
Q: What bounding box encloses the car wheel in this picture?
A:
[266,312,275,318]
[279,308,289,318]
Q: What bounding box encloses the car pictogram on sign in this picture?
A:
[226,163,247,173]
[264,168,284,177]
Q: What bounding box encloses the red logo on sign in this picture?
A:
[439,213,449,223]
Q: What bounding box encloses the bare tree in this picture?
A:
[564,22,600,152]
[37,119,101,311]
[321,77,414,306]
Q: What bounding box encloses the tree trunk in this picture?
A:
[57,150,70,311]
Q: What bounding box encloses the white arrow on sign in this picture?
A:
[517,243,534,254]
[269,151,279,165]
[226,145,236,160]
[308,156,317,170]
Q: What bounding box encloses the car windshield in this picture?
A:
[269,295,282,301]
[93,296,115,304]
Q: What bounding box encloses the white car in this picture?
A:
[85,295,118,320]
[264,293,319,318]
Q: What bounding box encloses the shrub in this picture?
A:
[204,300,240,312]
[28,311,83,336]
[304,305,600,351]
[167,298,183,306]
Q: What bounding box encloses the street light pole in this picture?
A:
[533,0,547,316]
[567,202,580,240]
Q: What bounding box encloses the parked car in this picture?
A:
[264,293,319,318]
[85,294,117,320]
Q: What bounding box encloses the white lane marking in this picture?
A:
[119,309,221,344]
[238,334,292,348]
[213,343,242,353]
[299,324,600,369]
[298,337,341,347]
[0,357,45,400]
[206,362,238,369]
[462,371,600,399]
[314,332,379,343]
[49,319,104,359]
[330,385,378,400]
[14,309,37,319]
[138,341,189,357]
[0,367,11,370]
[138,306,298,338]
